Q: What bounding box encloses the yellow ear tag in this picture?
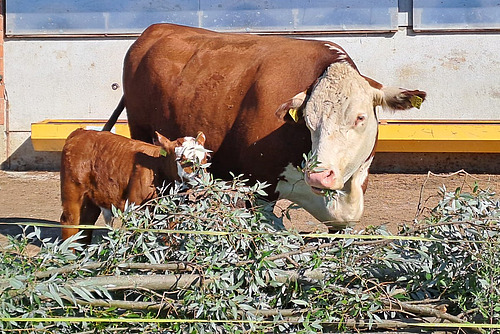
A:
[288,108,299,122]
[159,148,168,157]
[410,95,423,109]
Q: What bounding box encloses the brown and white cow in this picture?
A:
[60,128,207,243]
[103,23,426,230]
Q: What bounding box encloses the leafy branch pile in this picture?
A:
[1,171,499,333]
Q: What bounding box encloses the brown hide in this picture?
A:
[123,24,358,197]
[108,24,427,227]
[60,129,179,243]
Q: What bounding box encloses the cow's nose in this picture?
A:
[305,169,338,190]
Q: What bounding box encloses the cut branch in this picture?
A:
[35,261,197,279]
[70,297,176,311]
[69,274,206,291]
[66,268,323,293]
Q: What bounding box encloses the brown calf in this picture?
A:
[60,128,206,244]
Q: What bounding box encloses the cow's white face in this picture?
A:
[275,62,425,226]
[302,62,379,192]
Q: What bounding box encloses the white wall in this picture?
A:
[331,31,500,120]
[2,38,134,169]
[2,27,500,169]
[5,39,133,131]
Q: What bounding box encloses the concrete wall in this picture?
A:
[332,31,500,121]
[1,25,500,170]
[2,38,134,169]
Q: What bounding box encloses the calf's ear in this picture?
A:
[155,131,176,153]
[376,87,427,110]
[275,91,307,122]
[195,131,206,146]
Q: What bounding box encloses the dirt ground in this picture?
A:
[1,170,499,244]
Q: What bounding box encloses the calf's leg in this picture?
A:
[60,186,84,241]
[79,196,102,245]
[60,185,100,245]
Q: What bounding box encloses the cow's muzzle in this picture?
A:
[305,169,343,194]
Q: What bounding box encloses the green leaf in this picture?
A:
[48,284,64,307]
[291,299,309,306]
[9,277,25,290]
[238,304,255,311]
[71,286,94,302]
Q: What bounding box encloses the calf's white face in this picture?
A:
[155,131,210,180]
[302,62,379,192]
[174,132,210,179]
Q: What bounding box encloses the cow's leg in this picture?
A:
[79,196,101,245]
[129,123,154,143]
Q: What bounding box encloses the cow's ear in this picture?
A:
[377,87,427,110]
[195,131,206,146]
[155,131,176,153]
[275,91,307,122]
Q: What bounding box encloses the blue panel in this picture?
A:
[200,0,397,32]
[6,0,199,35]
[6,0,398,36]
[414,0,500,31]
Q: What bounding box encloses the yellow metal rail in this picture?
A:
[31,119,500,153]
[31,119,130,152]
[377,120,500,153]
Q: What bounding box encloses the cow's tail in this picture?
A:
[102,96,125,131]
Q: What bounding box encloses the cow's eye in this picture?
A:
[355,114,366,126]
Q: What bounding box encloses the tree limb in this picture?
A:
[69,274,206,291]
[35,261,197,279]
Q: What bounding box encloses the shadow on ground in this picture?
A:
[1,137,61,171]
[0,217,62,246]
[0,217,111,254]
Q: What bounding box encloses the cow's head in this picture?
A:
[276,62,426,194]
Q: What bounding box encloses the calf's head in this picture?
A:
[155,131,209,180]
[277,62,426,193]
